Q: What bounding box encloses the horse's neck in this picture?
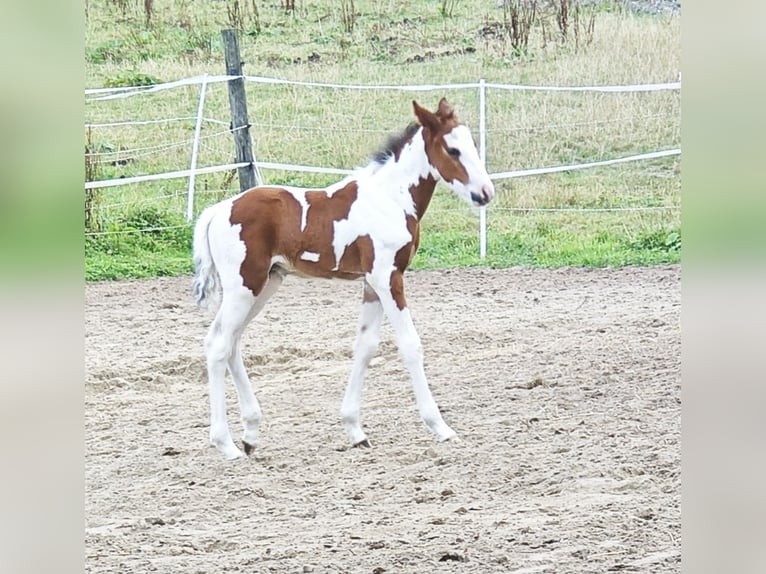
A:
[368,128,437,221]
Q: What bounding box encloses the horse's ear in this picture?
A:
[436,98,454,120]
[413,100,441,133]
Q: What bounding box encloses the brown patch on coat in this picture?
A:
[294,182,357,273]
[428,139,469,186]
[413,99,469,187]
[389,271,407,311]
[338,234,375,275]
[387,215,421,311]
[230,181,374,295]
[423,121,469,187]
[394,215,420,275]
[230,187,302,296]
[409,175,438,221]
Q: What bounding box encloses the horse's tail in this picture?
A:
[192,204,221,310]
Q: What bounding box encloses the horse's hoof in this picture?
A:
[242,440,255,455]
[353,438,371,448]
[438,430,458,442]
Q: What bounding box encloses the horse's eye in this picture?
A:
[446,147,461,158]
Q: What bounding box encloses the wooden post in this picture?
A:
[221,29,258,192]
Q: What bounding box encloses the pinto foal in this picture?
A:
[193,98,495,459]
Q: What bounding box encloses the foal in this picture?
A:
[193,98,495,459]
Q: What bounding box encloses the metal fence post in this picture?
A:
[186,73,209,222]
[479,79,488,259]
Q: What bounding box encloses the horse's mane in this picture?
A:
[370,122,421,166]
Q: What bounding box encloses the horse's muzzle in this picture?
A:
[471,184,494,207]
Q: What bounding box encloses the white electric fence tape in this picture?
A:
[85,74,680,247]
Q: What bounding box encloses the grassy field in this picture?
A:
[84,0,680,280]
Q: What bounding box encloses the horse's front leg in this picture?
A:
[367,270,457,442]
[340,282,384,447]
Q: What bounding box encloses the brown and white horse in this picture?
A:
[193,98,494,459]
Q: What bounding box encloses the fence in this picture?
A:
[85,73,681,257]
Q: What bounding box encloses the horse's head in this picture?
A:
[413,98,495,207]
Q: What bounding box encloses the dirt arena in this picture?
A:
[85,265,680,573]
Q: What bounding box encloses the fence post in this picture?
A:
[221,29,259,192]
[478,78,488,259]
[186,73,209,222]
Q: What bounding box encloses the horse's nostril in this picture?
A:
[471,192,487,206]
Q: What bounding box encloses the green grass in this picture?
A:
[85,206,194,280]
[85,218,680,281]
[85,0,680,281]
[415,229,680,269]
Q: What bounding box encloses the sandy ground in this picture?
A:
[85,265,680,573]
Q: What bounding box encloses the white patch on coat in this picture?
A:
[204,198,248,292]
[299,251,320,263]
[329,129,432,270]
[282,186,310,231]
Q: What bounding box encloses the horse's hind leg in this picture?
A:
[205,286,257,460]
[340,282,384,447]
[228,271,284,455]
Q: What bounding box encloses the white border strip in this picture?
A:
[490,149,680,180]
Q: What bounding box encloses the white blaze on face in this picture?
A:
[444,125,495,205]
[443,126,485,180]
